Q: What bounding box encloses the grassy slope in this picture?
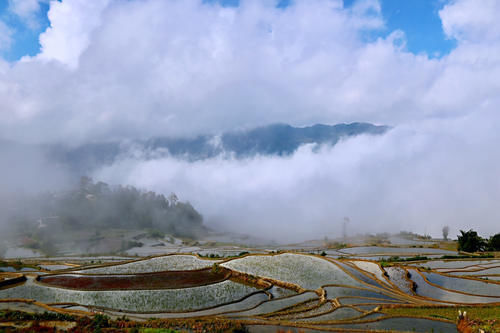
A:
[382,305,500,321]
[382,305,500,332]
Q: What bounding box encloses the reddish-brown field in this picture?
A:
[37,268,230,290]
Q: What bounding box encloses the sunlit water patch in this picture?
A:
[101,292,270,318]
[423,272,500,297]
[334,261,388,290]
[411,260,499,270]
[226,292,318,317]
[222,254,366,290]
[447,267,500,276]
[299,306,365,322]
[324,286,401,302]
[408,269,500,303]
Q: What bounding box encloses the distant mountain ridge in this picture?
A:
[49,122,389,174]
[217,122,388,156]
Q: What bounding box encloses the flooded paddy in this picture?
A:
[3,243,499,332]
[221,253,367,290]
[339,246,457,256]
[76,255,220,274]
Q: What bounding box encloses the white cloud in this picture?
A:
[0,0,500,239]
[36,0,112,68]
[0,0,397,143]
[94,109,500,241]
[440,0,500,42]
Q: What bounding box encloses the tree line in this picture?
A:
[457,229,500,253]
[8,177,207,252]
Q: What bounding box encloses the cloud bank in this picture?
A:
[1,0,500,240]
[95,114,500,241]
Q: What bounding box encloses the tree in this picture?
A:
[487,233,500,251]
[0,241,6,258]
[457,229,486,253]
[342,217,350,240]
[442,226,450,240]
[168,193,178,206]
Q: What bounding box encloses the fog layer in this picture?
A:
[95,113,500,241]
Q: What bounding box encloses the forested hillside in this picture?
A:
[5,177,206,255]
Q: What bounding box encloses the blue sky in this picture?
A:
[0,0,50,61]
[0,0,455,61]
[365,0,456,57]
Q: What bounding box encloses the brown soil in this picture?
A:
[37,268,230,290]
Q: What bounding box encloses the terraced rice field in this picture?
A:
[0,277,260,312]
[408,269,500,304]
[221,253,366,290]
[77,255,219,274]
[2,248,500,332]
[349,260,388,284]
[323,285,403,302]
[384,266,414,294]
[338,246,457,256]
[226,292,319,317]
[410,259,500,270]
[422,271,500,297]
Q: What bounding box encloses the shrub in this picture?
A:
[487,233,500,251]
[147,229,165,239]
[92,314,110,329]
[457,230,487,252]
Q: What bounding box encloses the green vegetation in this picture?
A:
[382,305,500,320]
[382,305,500,328]
[0,310,75,322]
[380,256,430,265]
[487,233,500,251]
[398,231,432,240]
[6,177,207,255]
[325,241,347,249]
[440,254,494,259]
[380,253,494,266]
[0,310,247,333]
[458,229,500,252]
[0,260,39,271]
[147,229,166,239]
[0,243,6,259]
[458,230,487,252]
[197,251,249,259]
